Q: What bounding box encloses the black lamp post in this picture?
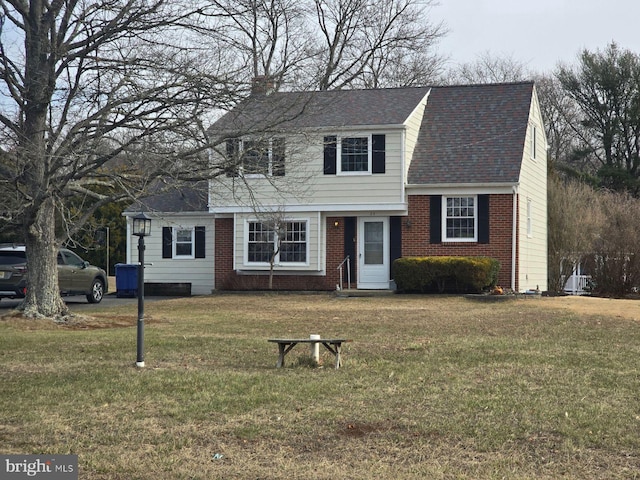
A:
[132,212,151,368]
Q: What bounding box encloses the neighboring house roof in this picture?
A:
[212,87,432,135]
[124,181,208,214]
[408,82,534,185]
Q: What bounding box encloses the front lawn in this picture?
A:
[1,294,639,479]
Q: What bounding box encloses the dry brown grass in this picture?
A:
[1,293,640,479]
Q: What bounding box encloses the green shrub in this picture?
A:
[393,256,500,293]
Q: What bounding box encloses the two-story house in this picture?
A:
[124,82,547,294]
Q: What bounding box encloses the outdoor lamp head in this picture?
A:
[132,212,151,237]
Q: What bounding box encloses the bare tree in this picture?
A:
[446,51,530,85]
[534,74,584,176]
[0,1,238,318]
[547,176,602,293]
[311,0,446,90]
[245,206,292,289]
[590,189,640,296]
[203,0,314,92]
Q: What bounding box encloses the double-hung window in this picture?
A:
[162,226,206,259]
[248,222,275,263]
[225,137,285,177]
[443,196,477,242]
[279,221,307,262]
[340,136,369,173]
[247,220,307,265]
[323,134,385,175]
[243,139,270,175]
[174,227,195,258]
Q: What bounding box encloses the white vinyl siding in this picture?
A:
[403,93,429,177]
[518,88,548,291]
[126,215,214,295]
[212,129,409,212]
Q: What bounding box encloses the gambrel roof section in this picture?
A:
[212,87,432,135]
[408,82,534,185]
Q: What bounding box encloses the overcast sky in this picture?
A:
[432,0,640,74]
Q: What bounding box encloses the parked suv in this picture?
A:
[0,245,108,303]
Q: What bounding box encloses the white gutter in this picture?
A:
[406,182,516,192]
[400,128,406,202]
[512,185,518,292]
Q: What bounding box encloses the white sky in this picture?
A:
[432,0,640,73]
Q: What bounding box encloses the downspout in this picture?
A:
[511,186,518,292]
[126,216,132,264]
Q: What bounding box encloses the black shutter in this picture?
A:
[225,138,240,177]
[478,194,490,244]
[430,195,442,244]
[372,134,386,174]
[344,217,356,280]
[195,226,206,258]
[324,136,337,174]
[272,137,285,176]
[162,227,173,258]
[390,216,402,279]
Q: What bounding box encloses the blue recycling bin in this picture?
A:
[115,263,138,298]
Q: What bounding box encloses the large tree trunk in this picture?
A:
[14,1,67,319]
[21,198,68,318]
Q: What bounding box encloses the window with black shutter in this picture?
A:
[324,136,337,174]
[162,226,206,259]
[324,134,385,174]
[372,134,386,174]
[224,138,240,177]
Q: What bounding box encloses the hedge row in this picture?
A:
[393,256,500,293]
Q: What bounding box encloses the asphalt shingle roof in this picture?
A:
[125,181,208,213]
[408,82,534,185]
[211,87,432,134]
[213,82,534,186]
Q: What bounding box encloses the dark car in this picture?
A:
[0,245,108,303]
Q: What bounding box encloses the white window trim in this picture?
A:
[173,226,195,259]
[442,195,478,243]
[337,134,372,175]
[244,218,310,267]
[531,124,537,160]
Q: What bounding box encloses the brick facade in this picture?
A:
[214,195,517,291]
[402,195,516,290]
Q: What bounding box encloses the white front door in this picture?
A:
[358,217,390,289]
